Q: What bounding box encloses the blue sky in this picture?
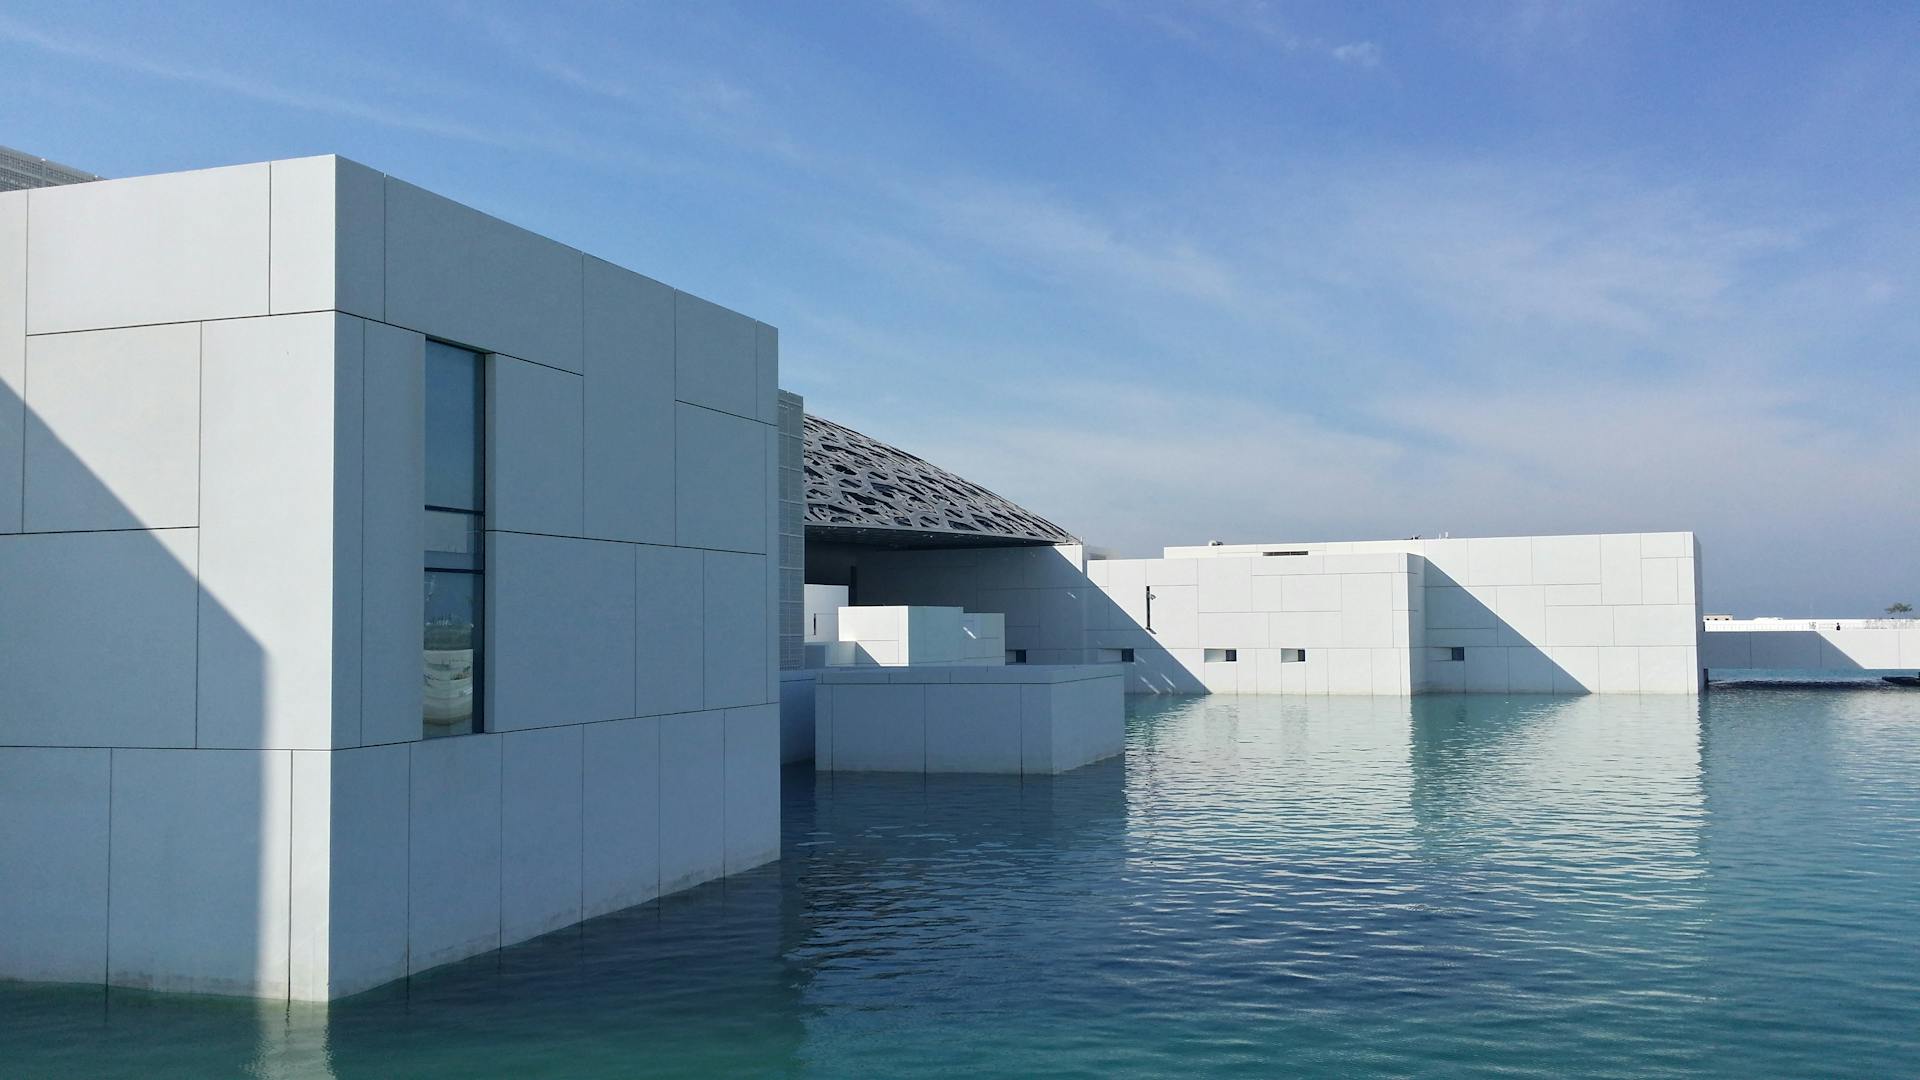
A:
[5,1,1916,615]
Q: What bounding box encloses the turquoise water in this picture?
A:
[4,689,1918,1078]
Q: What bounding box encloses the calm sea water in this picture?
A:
[3,689,1917,1079]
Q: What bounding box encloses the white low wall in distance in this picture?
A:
[1703,622,1920,671]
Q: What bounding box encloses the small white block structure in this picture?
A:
[803,583,849,644]
[814,665,1124,774]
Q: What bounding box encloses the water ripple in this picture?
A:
[2,689,1917,1078]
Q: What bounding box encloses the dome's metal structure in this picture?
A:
[0,144,100,192]
[803,414,1076,548]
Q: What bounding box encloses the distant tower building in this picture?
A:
[0,145,101,191]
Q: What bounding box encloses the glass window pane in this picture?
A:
[424,571,480,738]
[425,342,482,512]
[425,508,481,562]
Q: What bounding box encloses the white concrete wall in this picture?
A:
[1162,533,1703,694]
[0,156,782,1001]
[853,544,1421,695]
[803,583,849,642]
[846,532,1699,696]
[821,605,1008,667]
[814,665,1124,774]
[1702,620,1920,671]
[831,606,914,665]
[1090,550,1422,695]
[961,612,1007,665]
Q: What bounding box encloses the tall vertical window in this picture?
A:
[423,342,484,738]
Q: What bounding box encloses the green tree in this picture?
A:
[1889,602,1914,616]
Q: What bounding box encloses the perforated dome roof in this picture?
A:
[803,414,1076,548]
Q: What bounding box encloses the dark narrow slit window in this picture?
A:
[424,341,484,738]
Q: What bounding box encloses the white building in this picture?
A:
[833,532,1706,695]
[0,156,781,1000]
[0,151,1716,1005]
[790,411,1703,696]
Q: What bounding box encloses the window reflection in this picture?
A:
[423,571,479,738]
[425,341,483,513]
[425,508,481,563]
[424,341,484,738]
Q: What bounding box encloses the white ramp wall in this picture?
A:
[1702,619,1920,672]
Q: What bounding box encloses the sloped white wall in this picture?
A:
[1703,620,1920,671]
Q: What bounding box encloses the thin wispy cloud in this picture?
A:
[1330,42,1383,68]
[900,181,1242,304]
[0,13,549,155]
[6,1,1913,613]
[460,7,759,125]
[1328,169,1801,336]
[1100,0,1387,68]
[887,0,1109,104]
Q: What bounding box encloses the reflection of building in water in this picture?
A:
[1407,695,1705,858]
[1125,694,1418,863]
[1406,695,1709,994]
[0,864,807,1079]
[1692,690,1920,1073]
[789,760,1129,1015]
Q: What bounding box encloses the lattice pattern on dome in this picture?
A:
[804,414,1076,544]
